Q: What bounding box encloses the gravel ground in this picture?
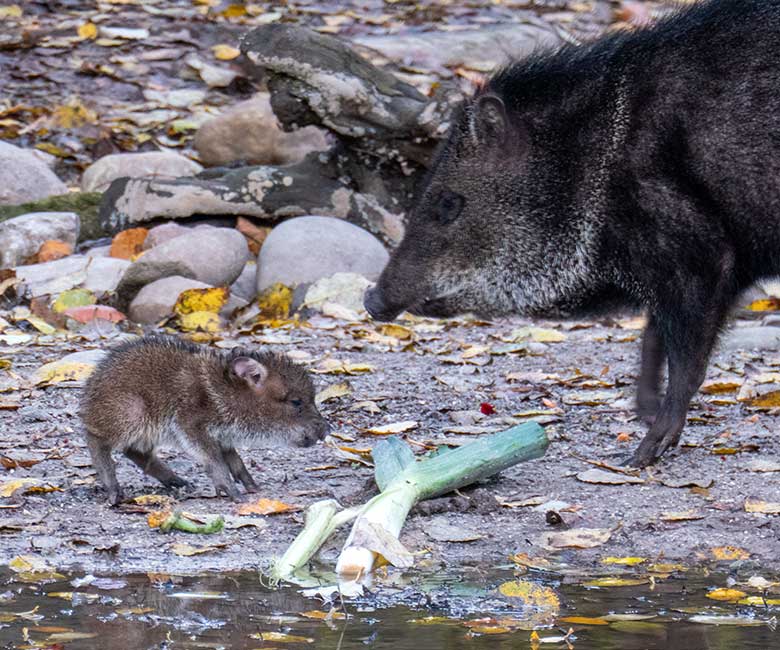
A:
[2,311,779,577]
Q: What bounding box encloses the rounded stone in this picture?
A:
[81,151,203,193]
[0,212,80,268]
[0,142,68,205]
[256,216,389,292]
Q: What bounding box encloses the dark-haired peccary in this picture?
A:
[81,336,330,504]
[365,0,780,467]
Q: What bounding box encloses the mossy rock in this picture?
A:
[0,192,105,241]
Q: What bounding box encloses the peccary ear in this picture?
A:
[471,94,507,145]
[231,356,269,388]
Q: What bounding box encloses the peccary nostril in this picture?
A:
[364,287,402,322]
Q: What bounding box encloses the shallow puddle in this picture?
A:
[0,567,778,649]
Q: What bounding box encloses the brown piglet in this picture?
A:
[80,335,330,505]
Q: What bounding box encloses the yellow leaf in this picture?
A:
[706,588,748,602]
[174,287,229,315]
[52,288,96,313]
[744,496,780,514]
[256,283,293,321]
[33,360,95,385]
[601,556,646,566]
[212,43,241,60]
[559,616,609,625]
[700,380,741,395]
[313,359,374,375]
[130,494,175,507]
[376,323,414,340]
[738,596,780,606]
[50,98,98,129]
[0,478,58,497]
[647,563,687,573]
[497,580,561,612]
[746,298,780,311]
[236,498,300,516]
[747,391,780,408]
[315,381,352,405]
[583,577,649,588]
[146,510,172,529]
[77,22,98,39]
[511,327,567,343]
[9,555,49,573]
[300,610,347,620]
[712,546,750,561]
[0,5,22,18]
[24,315,57,334]
[365,420,418,435]
[178,311,220,332]
[249,632,314,643]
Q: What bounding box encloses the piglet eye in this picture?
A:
[434,189,464,225]
[290,399,302,408]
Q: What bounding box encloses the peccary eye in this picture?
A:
[434,189,464,225]
[290,399,302,409]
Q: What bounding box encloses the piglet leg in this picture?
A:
[86,431,123,506]
[178,422,240,501]
[124,448,189,489]
[222,446,259,493]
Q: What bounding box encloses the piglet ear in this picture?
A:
[470,94,507,146]
[231,356,269,388]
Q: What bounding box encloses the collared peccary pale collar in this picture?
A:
[80,336,329,504]
[366,0,780,466]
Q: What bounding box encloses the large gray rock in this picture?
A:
[230,261,258,302]
[0,142,69,205]
[142,222,190,250]
[81,151,203,193]
[0,212,80,268]
[117,227,250,305]
[128,275,247,324]
[193,93,329,166]
[15,255,130,298]
[256,216,388,292]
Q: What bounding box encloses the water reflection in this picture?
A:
[0,569,778,649]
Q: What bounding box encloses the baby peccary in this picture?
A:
[81,336,329,505]
[365,0,780,467]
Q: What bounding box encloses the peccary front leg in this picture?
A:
[636,314,666,421]
[630,275,734,467]
[221,446,259,493]
[179,424,240,501]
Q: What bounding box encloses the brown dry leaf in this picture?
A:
[249,632,314,643]
[538,527,613,550]
[700,379,741,395]
[712,546,750,561]
[583,577,650,588]
[660,476,713,489]
[236,218,270,255]
[171,542,226,556]
[110,228,148,259]
[510,327,567,343]
[509,553,552,570]
[377,323,414,340]
[365,420,418,435]
[660,510,705,522]
[130,494,175,507]
[744,496,780,514]
[37,240,73,263]
[237,498,300,516]
[559,616,609,626]
[576,468,644,485]
[313,359,374,375]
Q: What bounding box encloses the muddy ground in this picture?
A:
[2,311,779,578]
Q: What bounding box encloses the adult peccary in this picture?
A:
[364,0,780,467]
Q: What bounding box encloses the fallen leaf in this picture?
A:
[660,510,705,522]
[33,360,95,386]
[300,610,347,621]
[746,298,780,311]
[63,305,125,324]
[689,615,765,626]
[498,580,560,612]
[706,588,748,602]
[237,498,300,516]
[744,496,780,514]
[315,382,351,405]
[538,527,612,550]
[52,289,96,313]
[177,311,221,332]
[313,359,374,375]
[249,632,314,643]
[109,228,148,259]
[559,616,609,625]
[175,287,229,315]
[256,283,293,321]
[738,596,780,606]
[700,379,741,395]
[577,469,644,485]
[1,478,59,497]
[171,542,226,556]
[77,22,98,39]
[212,43,241,60]
[365,420,418,435]
[660,476,713,489]
[510,327,567,343]
[37,240,73,263]
[712,546,750,561]
[601,556,646,566]
[583,577,649,587]
[744,459,780,473]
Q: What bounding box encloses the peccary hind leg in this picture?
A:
[86,431,123,506]
[636,315,666,421]
[124,448,189,489]
[631,269,735,467]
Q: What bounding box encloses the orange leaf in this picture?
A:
[110,227,148,260]
[236,498,300,516]
[37,240,73,263]
[63,305,126,324]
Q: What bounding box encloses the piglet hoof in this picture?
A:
[215,483,240,502]
[635,397,660,424]
[107,489,124,507]
[165,477,190,490]
[244,482,260,494]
